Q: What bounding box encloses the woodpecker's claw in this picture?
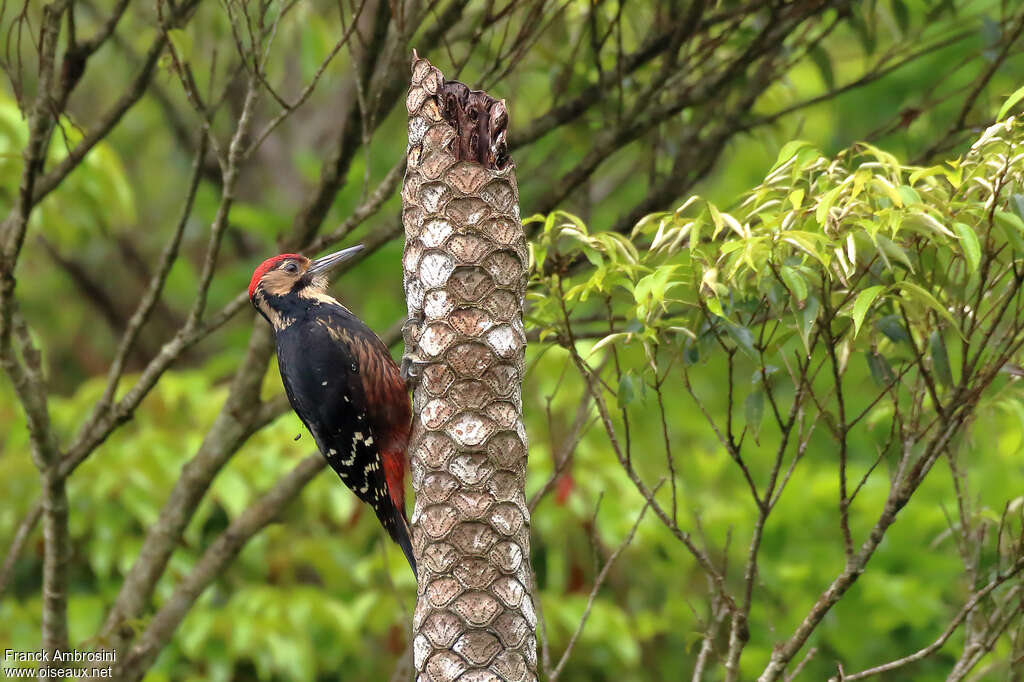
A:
[401,356,429,388]
[401,353,429,388]
[401,315,428,389]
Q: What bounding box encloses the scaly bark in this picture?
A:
[402,54,537,682]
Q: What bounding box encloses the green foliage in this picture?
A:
[0,92,136,244]
[534,118,1024,386]
[526,117,1024,679]
[3,2,1024,680]
[0,372,415,680]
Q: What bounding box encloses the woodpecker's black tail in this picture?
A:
[386,505,417,578]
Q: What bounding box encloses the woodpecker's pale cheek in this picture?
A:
[262,270,300,297]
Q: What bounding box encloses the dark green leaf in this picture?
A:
[876,314,909,344]
[995,209,1024,252]
[619,373,637,405]
[848,10,877,54]
[726,322,756,358]
[891,0,909,34]
[808,45,835,90]
[929,331,953,386]
[684,340,700,365]
[875,235,914,271]
[1011,194,1024,220]
[867,350,897,387]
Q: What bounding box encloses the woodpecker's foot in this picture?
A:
[401,315,428,389]
[401,355,429,388]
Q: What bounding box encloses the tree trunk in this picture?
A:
[401,54,537,682]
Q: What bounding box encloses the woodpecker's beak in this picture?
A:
[307,245,365,276]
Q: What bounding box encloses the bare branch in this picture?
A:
[758,402,979,681]
[29,0,202,209]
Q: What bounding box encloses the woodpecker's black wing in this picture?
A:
[275,310,415,574]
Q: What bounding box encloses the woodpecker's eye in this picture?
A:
[283,262,299,274]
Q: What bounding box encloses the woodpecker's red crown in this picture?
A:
[248,253,306,300]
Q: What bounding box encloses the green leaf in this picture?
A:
[707,202,726,238]
[690,217,702,253]
[872,176,904,207]
[852,285,886,337]
[815,185,843,225]
[997,85,1024,121]
[589,332,629,356]
[773,140,814,170]
[929,331,953,387]
[997,216,1024,253]
[779,266,808,302]
[796,296,820,354]
[522,213,548,228]
[783,231,830,266]
[788,189,805,210]
[896,281,957,328]
[905,211,956,238]
[898,185,921,207]
[875,234,914,271]
[633,265,680,311]
[953,222,981,271]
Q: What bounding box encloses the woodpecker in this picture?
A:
[248,246,415,576]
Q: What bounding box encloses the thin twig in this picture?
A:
[0,500,42,595]
[548,482,661,681]
[832,557,1023,681]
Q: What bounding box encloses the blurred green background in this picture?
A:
[1,1,1023,680]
